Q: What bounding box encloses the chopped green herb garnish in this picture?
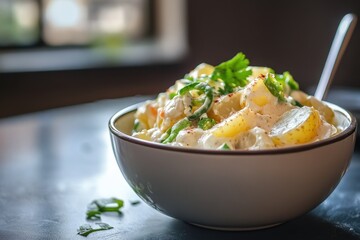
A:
[77,223,113,237]
[294,100,303,107]
[162,82,215,144]
[264,73,286,102]
[132,119,140,133]
[183,74,195,81]
[168,92,177,99]
[191,97,205,106]
[86,198,124,220]
[178,82,200,96]
[198,118,216,130]
[186,83,214,121]
[211,52,252,94]
[86,210,102,220]
[162,118,191,144]
[159,127,172,143]
[275,71,299,90]
[219,143,231,150]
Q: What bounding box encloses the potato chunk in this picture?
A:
[212,108,254,138]
[304,96,335,124]
[208,91,242,122]
[291,91,335,124]
[248,66,274,78]
[270,106,321,146]
[188,63,215,78]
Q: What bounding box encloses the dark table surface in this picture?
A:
[0,95,360,240]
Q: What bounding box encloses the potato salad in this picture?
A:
[132,53,338,150]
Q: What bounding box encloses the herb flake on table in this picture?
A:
[86,197,124,220]
[77,222,113,237]
[78,197,140,236]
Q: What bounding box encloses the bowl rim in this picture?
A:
[109,101,357,155]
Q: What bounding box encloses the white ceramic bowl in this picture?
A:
[109,101,357,230]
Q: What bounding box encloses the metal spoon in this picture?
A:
[314,13,357,100]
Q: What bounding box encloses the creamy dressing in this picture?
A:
[164,96,184,119]
[172,128,204,148]
[315,117,338,141]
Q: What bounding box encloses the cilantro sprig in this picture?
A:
[211,52,252,94]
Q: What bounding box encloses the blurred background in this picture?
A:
[0,0,359,117]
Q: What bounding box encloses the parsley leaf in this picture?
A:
[77,222,113,237]
[211,52,252,94]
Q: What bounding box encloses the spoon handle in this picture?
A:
[314,13,357,100]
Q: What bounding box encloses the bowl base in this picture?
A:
[189,222,282,231]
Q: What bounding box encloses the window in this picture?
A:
[0,0,39,47]
[0,0,187,72]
